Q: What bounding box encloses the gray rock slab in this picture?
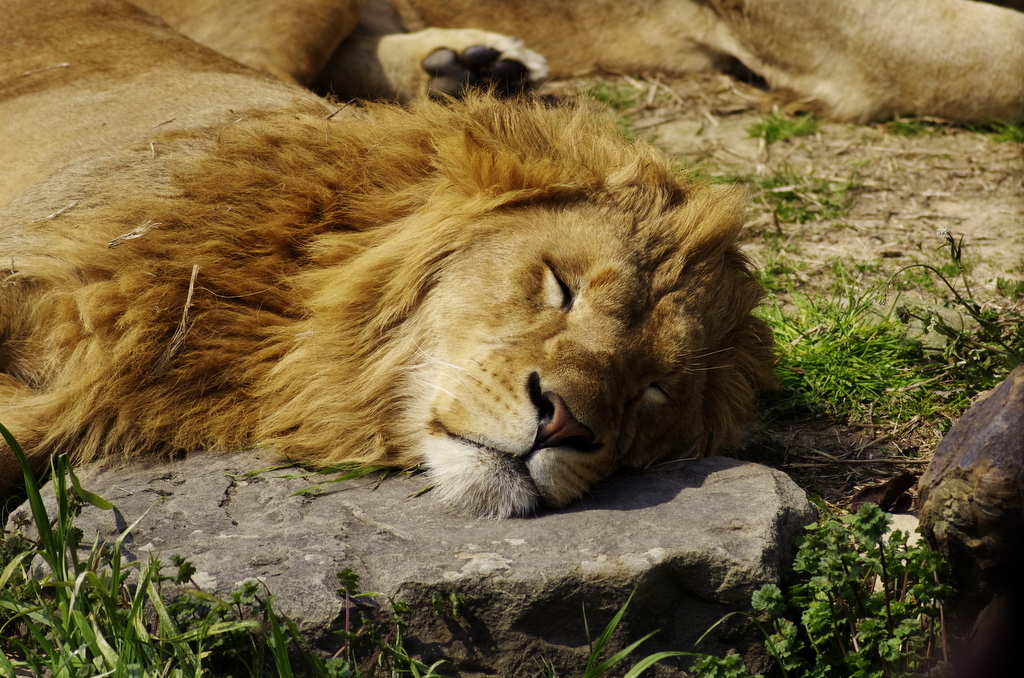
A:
[9,452,815,676]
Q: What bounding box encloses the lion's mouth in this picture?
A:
[442,432,543,489]
[445,430,535,461]
[440,425,541,477]
[426,422,610,516]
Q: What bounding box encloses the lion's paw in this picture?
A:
[422,37,548,98]
[378,28,547,101]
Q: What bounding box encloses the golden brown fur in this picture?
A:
[0,0,773,517]
[137,0,1023,123]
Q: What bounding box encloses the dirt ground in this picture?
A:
[546,74,1024,507]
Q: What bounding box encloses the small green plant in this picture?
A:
[690,504,952,678]
[747,113,819,144]
[329,569,450,678]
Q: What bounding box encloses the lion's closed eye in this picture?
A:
[643,383,672,405]
[542,265,574,311]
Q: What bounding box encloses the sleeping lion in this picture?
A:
[0,0,774,517]
[136,0,1024,123]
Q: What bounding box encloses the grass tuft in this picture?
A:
[882,117,1024,143]
[883,118,938,137]
[585,83,639,112]
[752,168,856,224]
[996,277,1024,301]
[759,281,936,424]
[977,121,1024,144]
[747,113,819,144]
[757,230,1023,434]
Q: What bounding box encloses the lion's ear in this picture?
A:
[602,152,680,218]
[670,183,748,260]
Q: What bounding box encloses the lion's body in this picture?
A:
[0,0,773,517]
[392,0,1024,123]
[137,0,1024,123]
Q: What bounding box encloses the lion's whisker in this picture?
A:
[689,363,736,372]
[432,385,462,404]
[691,346,734,361]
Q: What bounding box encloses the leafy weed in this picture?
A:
[689,504,952,678]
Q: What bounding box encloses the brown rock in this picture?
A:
[918,365,1024,604]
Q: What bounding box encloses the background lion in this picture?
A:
[0,0,774,517]
[131,0,549,102]
[138,0,1023,123]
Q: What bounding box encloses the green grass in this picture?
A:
[752,231,806,296]
[0,430,250,677]
[756,231,1023,429]
[752,169,857,224]
[758,281,940,424]
[997,277,1024,300]
[883,118,1024,143]
[988,122,1024,143]
[747,113,820,144]
[883,118,938,137]
[585,82,639,112]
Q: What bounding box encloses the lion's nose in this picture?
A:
[527,372,596,451]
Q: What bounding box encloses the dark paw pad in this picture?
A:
[423,46,532,99]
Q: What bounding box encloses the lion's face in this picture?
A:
[407,198,764,517]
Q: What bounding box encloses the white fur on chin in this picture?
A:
[421,435,539,519]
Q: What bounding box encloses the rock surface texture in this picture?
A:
[11,453,815,676]
[918,365,1024,678]
[919,365,1024,605]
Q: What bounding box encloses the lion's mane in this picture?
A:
[1,95,773,499]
